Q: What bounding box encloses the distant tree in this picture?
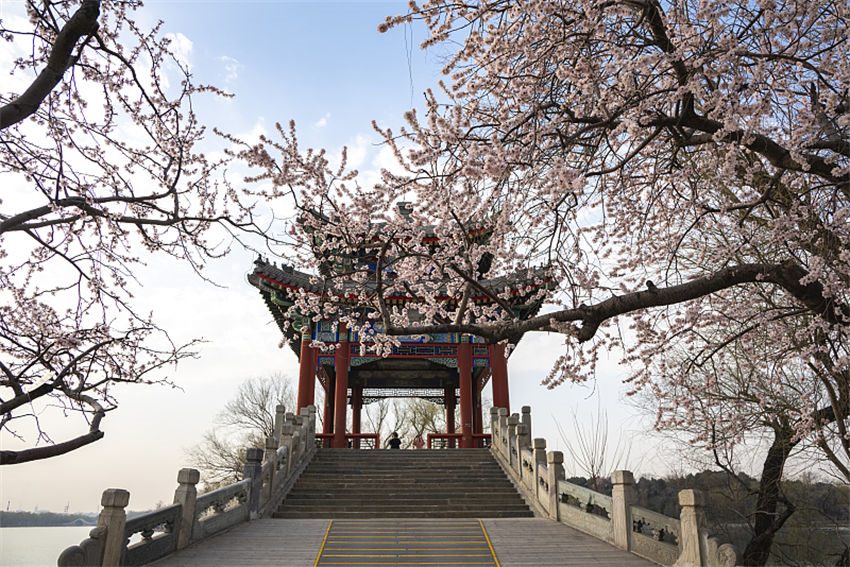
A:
[646,331,849,565]
[364,398,452,448]
[0,1,289,464]
[556,407,635,492]
[187,375,295,489]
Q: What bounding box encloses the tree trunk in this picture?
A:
[740,428,796,566]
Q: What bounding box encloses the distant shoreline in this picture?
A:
[1,511,96,528]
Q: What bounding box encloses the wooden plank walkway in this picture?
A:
[150,517,658,567]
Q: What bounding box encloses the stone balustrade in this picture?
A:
[489,406,737,567]
[58,405,317,567]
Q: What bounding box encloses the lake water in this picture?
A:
[0,526,93,567]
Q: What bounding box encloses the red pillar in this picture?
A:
[296,330,315,412]
[322,370,335,448]
[351,386,362,449]
[490,343,510,413]
[458,340,473,449]
[332,325,349,449]
[444,386,456,448]
[473,374,483,438]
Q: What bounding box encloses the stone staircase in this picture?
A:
[273,448,534,519]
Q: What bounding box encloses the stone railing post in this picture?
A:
[676,489,707,567]
[307,404,317,439]
[521,406,532,441]
[546,451,565,521]
[515,423,530,480]
[299,407,311,450]
[497,408,508,455]
[243,447,264,520]
[490,407,499,443]
[96,488,129,567]
[532,438,547,470]
[506,414,519,469]
[264,436,278,499]
[172,468,199,551]
[285,413,300,460]
[274,404,286,444]
[612,470,636,551]
[532,438,547,503]
[280,423,295,474]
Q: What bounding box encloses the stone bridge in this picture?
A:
[58,405,737,567]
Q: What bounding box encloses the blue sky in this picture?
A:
[0,0,676,515]
[155,1,443,148]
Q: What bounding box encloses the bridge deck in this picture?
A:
[149,517,658,567]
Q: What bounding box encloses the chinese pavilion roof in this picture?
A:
[247,257,548,355]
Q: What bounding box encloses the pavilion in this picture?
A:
[247,226,547,448]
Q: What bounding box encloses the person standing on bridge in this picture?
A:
[386,432,402,449]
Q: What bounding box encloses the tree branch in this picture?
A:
[0,0,101,130]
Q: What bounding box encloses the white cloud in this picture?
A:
[346,134,370,170]
[219,55,241,83]
[314,112,331,128]
[164,32,193,69]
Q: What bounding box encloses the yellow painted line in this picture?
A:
[313,520,333,567]
[327,537,487,541]
[330,522,480,525]
[330,520,479,523]
[478,520,500,567]
[329,529,481,532]
[322,561,499,567]
[327,535,485,538]
[325,553,490,559]
[321,547,490,551]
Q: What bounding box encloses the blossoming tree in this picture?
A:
[0,1,280,465]
[234,1,847,564]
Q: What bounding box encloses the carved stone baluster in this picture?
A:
[96,488,130,567]
[497,408,509,455]
[532,438,546,503]
[243,447,264,520]
[612,470,636,552]
[173,468,199,550]
[274,404,286,445]
[265,436,279,500]
[675,489,707,567]
[515,423,530,482]
[299,407,311,453]
[507,414,519,469]
[521,406,532,442]
[280,423,295,475]
[547,451,565,521]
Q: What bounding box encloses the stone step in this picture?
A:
[277,448,531,519]
[272,509,534,519]
[291,483,516,491]
[304,463,504,474]
[287,495,522,502]
[296,474,507,480]
[286,491,522,499]
[281,503,527,510]
[277,508,531,517]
